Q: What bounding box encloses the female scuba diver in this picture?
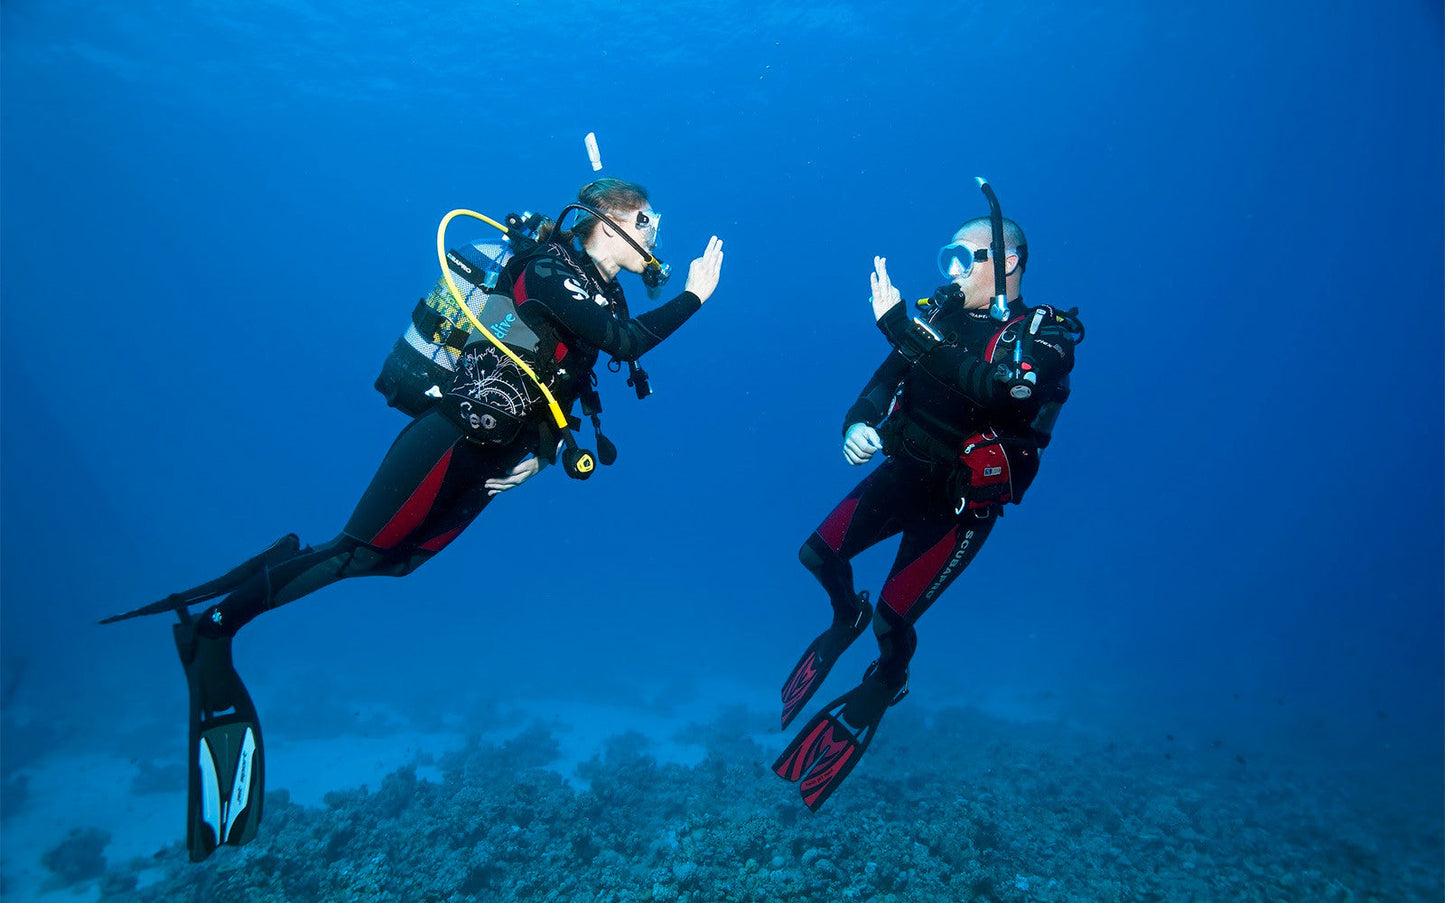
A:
[102,178,724,861]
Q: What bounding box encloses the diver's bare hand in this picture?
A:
[870,256,903,322]
[485,457,545,496]
[685,236,724,303]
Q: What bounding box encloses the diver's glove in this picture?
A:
[843,423,883,466]
[877,304,943,363]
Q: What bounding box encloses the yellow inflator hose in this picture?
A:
[435,209,571,433]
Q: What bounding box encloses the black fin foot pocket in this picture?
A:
[841,667,908,730]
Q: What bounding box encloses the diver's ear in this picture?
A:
[1004,251,1022,276]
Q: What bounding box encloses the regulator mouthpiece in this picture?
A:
[642,259,671,289]
[642,259,672,299]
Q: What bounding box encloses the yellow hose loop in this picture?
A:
[435,209,570,432]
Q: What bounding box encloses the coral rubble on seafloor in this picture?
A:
[36,707,1444,902]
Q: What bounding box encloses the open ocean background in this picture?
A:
[3,2,1441,901]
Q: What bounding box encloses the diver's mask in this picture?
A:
[936,240,1027,280]
[937,241,992,280]
[622,208,671,298]
[631,208,661,245]
[620,208,671,298]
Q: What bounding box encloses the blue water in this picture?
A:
[3,1,1441,900]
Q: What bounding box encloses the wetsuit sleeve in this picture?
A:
[516,256,702,360]
[842,351,909,435]
[944,320,1076,412]
[877,303,1075,413]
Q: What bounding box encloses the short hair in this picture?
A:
[570,178,650,242]
[955,216,1028,272]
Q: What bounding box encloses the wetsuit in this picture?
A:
[197,241,702,638]
[799,289,1077,688]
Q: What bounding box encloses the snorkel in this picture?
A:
[554,202,672,297]
[975,176,1038,401]
[975,176,1011,323]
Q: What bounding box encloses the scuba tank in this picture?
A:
[375,212,550,418]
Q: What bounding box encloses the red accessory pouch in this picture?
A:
[951,429,1039,511]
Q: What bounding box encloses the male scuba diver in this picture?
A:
[100,178,725,860]
[774,181,1083,811]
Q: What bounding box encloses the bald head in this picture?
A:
[953,216,1028,272]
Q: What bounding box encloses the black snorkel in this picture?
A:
[975,176,1011,323]
[975,176,1037,401]
[554,202,672,295]
[970,178,1085,441]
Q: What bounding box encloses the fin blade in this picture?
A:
[773,711,838,782]
[774,675,892,812]
[221,726,261,845]
[189,715,265,859]
[780,606,871,730]
[195,734,223,856]
[780,645,828,730]
[797,714,867,811]
[773,710,869,812]
[100,534,300,625]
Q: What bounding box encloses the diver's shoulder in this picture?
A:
[522,244,578,278]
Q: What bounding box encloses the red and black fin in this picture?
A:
[780,594,872,730]
[773,669,905,812]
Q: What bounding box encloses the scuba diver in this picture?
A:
[773,180,1083,811]
[100,177,724,860]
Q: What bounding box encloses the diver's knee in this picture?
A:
[344,544,431,578]
[799,533,831,575]
[383,550,432,578]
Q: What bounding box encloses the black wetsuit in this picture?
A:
[799,291,1077,687]
[197,242,702,638]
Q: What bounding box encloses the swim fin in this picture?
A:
[773,663,907,812]
[99,534,300,624]
[174,617,265,862]
[780,592,872,729]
